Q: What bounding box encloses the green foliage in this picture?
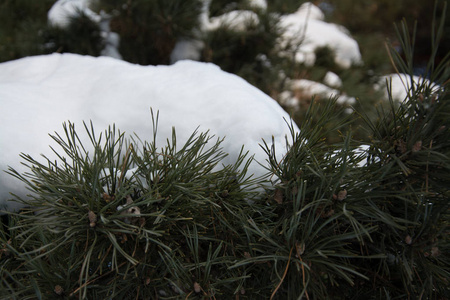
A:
[0,115,260,299]
[2,24,449,295]
[0,0,55,62]
[42,12,105,56]
[202,11,284,95]
[267,0,308,14]
[313,46,339,72]
[3,73,447,299]
[0,0,105,60]
[357,13,450,298]
[97,0,203,65]
[327,0,450,68]
[208,0,248,17]
[0,2,449,299]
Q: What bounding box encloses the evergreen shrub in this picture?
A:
[0,6,449,300]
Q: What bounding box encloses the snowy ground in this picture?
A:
[0,53,298,212]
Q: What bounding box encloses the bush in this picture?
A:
[0,116,260,299]
[0,4,449,300]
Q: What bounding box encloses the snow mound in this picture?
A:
[0,53,298,211]
[278,2,362,69]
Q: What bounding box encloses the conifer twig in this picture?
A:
[296,249,310,300]
[118,143,133,188]
[270,246,293,300]
[426,140,432,193]
[70,261,127,297]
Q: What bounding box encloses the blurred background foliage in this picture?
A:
[43,11,105,56]
[2,0,448,69]
[327,0,450,73]
[95,0,203,65]
[0,0,55,61]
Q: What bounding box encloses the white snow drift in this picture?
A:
[0,53,298,211]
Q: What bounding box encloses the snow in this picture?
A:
[48,1,362,73]
[323,71,342,88]
[278,75,354,110]
[98,11,123,60]
[278,2,362,69]
[290,2,325,21]
[0,53,298,212]
[376,73,438,102]
[200,0,259,32]
[100,31,122,59]
[172,0,261,63]
[48,0,101,28]
[278,90,300,108]
[170,1,362,71]
[209,10,259,31]
[170,39,205,64]
[248,0,267,11]
[290,79,356,105]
